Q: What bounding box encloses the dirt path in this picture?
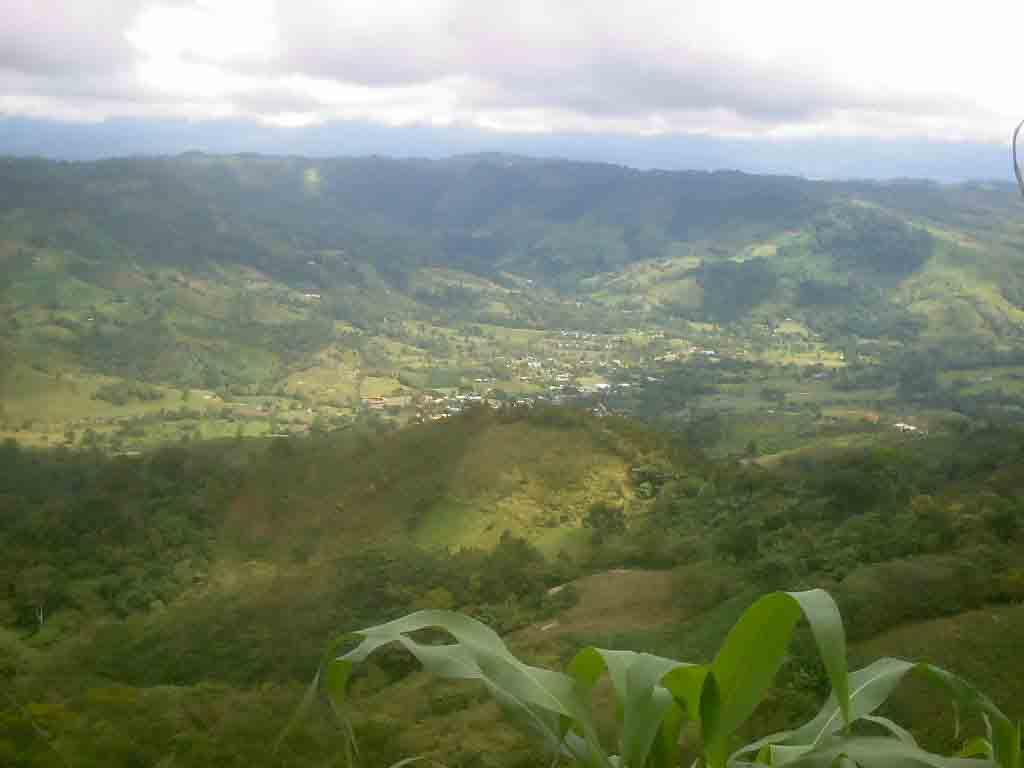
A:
[517,568,679,648]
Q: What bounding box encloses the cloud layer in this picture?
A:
[0,1,1019,141]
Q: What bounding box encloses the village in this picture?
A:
[25,319,926,455]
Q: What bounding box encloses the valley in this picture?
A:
[4,156,1024,461]
[2,154,1024,767]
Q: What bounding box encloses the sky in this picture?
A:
[1,1,1022,179]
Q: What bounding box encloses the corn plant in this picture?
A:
[290,589,1022,768]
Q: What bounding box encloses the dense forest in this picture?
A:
[2,406,1024,766]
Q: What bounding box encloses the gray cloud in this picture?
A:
[0,1,144,75]
[0,0,1012,141]
[264,0,982,131]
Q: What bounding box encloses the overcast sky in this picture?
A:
[1,1,1022,174]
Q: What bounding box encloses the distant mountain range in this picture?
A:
[3,152,1024,397]
[0,117,1014,181]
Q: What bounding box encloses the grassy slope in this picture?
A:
[216,411,651,561]
[851,602,1024,751]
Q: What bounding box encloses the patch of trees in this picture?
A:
[695,258,778,322]
[632,424,1024,604]
[813,205,934,275]
[92,380,163,406]
[802,297,924,342]
[0,441,238,630]
[796,279,853,307]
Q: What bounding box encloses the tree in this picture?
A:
[16,564,61,629]
[584,501,626,545]
[714,519,760,561]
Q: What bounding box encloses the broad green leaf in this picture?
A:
[956,738,993,759]
[702,670,726,768]
[293,593,1015,768]
[782,658,917,749]
[568,647,697,768]
[769,743,814,765]
[705,590,849,767]
[620,655,692,768]
[861,714,918,746]
[709,594,802,741]
[649,699,687,768]
[661,664,709,718]
[784,737,992,768]
[735,658,1014,768]
[385,756,450,768]
[738,660,1017,768]
[918,664,1017,768]
[785,590,850,728]
[337,610,611,768]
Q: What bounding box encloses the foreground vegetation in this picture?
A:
[316,589,1021,768]
[1,407,1023,766]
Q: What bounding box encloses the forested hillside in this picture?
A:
[2,407,1023,766]
[4,154,1024,454]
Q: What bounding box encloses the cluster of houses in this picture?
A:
[406,385,621,423]
[893,421,924,434]
[361,395,412,411]
[655,346,718,363]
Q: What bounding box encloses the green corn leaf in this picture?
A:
[702,670,726,768]
[918,664,1017,768]
[955,737,993,759]
[568,647,698,768]
[275,632,362,755]
[780,658,918,750]
[293,592,1014,768]
[704,590,849,768]
[860,714,918,746]
[768,743,815,765]
[661,664,709,719]
[785,590,850,728]
[736,659,1017,768]
[620,655,693,768]
[783,737,993,768]
[708,594,802,741]
[336,610,612,768]
[650,698,687,768]
[384,756,451,768]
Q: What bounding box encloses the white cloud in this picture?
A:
[0,0,1019,142]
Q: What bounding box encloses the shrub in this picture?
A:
[584,501,626,546]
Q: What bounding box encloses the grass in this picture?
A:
[361,376,406,398]
[851,602,1024,753]
[410,420,634,551]
[0,363,184,425]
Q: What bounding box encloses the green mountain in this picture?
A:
[3,154,1023,360]
[5,153,1024,452]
